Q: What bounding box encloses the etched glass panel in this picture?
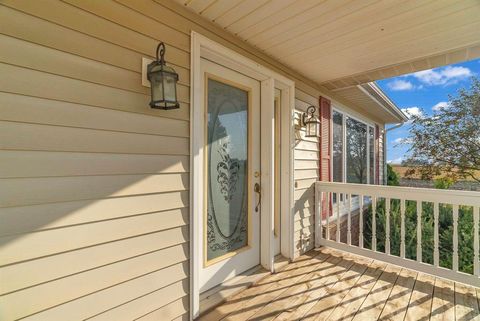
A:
[206,78,248,262]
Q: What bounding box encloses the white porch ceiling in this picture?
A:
[175,0,480,90]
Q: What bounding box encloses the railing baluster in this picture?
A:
[434,202,439,268]
[336,193,341,242]
[347,193,351,245]
[453,204,459,272]
[359,195,364,248]
[417,201,422,262]
[385,197,390,255]
[372,196,377,251]
[326,192,330,241]
[400,199,405,259]
[474,206,479,277]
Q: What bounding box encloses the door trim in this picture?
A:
[190,31,295,319]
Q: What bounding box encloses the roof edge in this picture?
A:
[358,82,409,123]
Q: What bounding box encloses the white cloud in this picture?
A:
[401,107,422,118]
[432,101,450,111]
[387,157,403,165]
[393,137,413,145]
[387,79,414,91]
[412,66,472,86]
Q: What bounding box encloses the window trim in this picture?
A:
[331,106,377,185]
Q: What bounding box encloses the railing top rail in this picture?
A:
[315,181,480,207]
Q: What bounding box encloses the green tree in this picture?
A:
[387,164,400,186]
[405,77,480,183]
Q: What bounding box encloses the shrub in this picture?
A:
[387,164,400,186]
[362,199,474,274]
[434,177,454,189]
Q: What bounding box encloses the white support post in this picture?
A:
[359,195,364,248]
[434,202,439,268]
[385,198,390,255]
[336,193,341,242]
[474,206,479,276]
[372,196,377,251]
[347,193,352,246]
[400,199,405,259]
[417,201,422,262]
[326,192,330,241]
[260,78,275,272]
[315,185,322,247]
[453,204,459,272]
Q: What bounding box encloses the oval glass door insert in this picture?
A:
[206,77,249,263]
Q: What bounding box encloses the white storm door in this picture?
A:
[199,58,261,292]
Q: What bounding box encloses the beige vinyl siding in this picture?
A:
[0,0,387,319]
[293,91,320,257]
[0,1,191,320]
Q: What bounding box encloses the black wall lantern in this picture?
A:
[147,42,180,110]
[302,106,320,137]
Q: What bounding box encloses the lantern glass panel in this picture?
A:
[151,73,164,103]
[306,122,315,137]
[163,72,177,102]
[305,115,320,137]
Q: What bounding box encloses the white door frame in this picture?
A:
[190,32,295,319]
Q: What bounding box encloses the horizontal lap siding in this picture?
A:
[0,1,191,320]
[0,0,329,319]
[293,92,320,257]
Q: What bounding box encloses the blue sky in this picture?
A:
[376,58,480,164]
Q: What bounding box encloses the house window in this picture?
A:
[332,109,376,185]
[369,126,375,184]
[346,117,367,184]
[332,111,343,182]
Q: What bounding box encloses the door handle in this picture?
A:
[254,183,261,212]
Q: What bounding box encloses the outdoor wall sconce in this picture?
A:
[302,106,320,137]
[147,42,180,110]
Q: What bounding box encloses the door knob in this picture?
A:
[254,183,261,212]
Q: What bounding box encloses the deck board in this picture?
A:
[199,248,480,321]
[352,264,401,320]
[379,268,417,321]
[248,255,350,320]
[430,278,455,321]
[404,272,435,321]
[455,282,480,321]
[301,259,373,321]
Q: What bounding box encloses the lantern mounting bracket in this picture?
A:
[156,42,166,66]
[301,105,320,138]
[302,105,317,126]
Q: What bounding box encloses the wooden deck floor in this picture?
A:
[200,247,480,321]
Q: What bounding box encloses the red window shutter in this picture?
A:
[375,124,380,185]
[319,96,332,218]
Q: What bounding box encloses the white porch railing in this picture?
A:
[315,181,480,287]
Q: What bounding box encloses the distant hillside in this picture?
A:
[391,165,480,182]
[390,165,480,191]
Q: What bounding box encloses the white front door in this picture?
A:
[199,58,261,292]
